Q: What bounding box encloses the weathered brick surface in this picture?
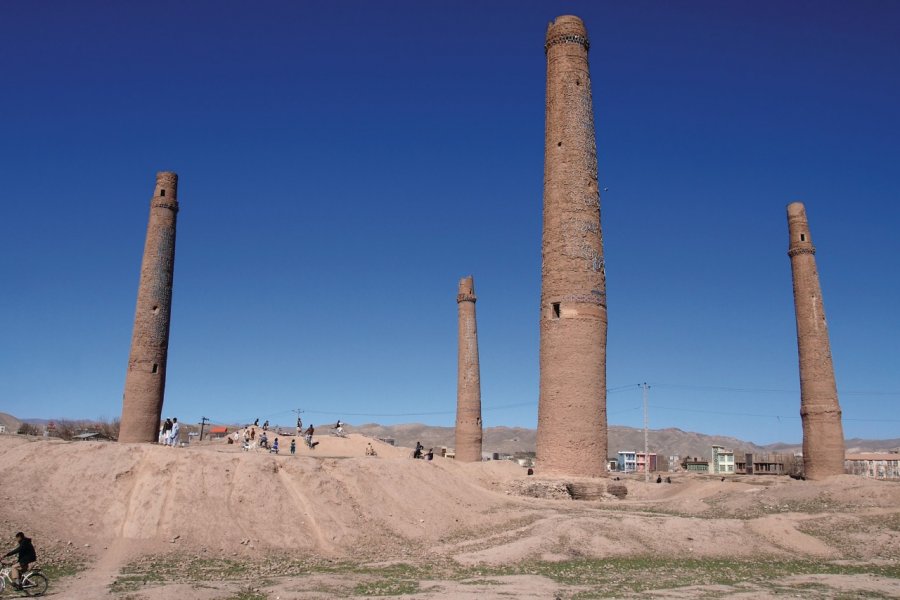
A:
[119,172,179,443]
[455,276,483,462]
[787,202,845,479]
[536,16,608,477]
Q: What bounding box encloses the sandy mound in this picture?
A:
[2,435,899,599]
[0,434,522,558]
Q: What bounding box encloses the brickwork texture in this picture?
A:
[536,16,608,477]
[455,276,483,462]
[787,202,845,479]
[119,172,179,443]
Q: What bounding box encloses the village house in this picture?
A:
[845,452,900,480]
[710,445,735,475]
[617,451,657,473]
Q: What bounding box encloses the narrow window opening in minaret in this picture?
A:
[151,363,158,374]
[160,189,165,197]
[552,303,561,319]
[800,234,806,241]
[152,306,159,314]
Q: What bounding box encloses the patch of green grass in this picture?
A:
[108,571,165,593]
[40,559,86,580]
[108,552,900,598]
[222,587,267,600]
[456,556,900,598]
[352,579,419,596]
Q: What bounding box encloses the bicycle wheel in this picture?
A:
[23,572,48,597]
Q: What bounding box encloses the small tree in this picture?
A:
[97,418,120,441]
[17,422,41,436]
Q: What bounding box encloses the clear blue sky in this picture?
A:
[1,1,898,445]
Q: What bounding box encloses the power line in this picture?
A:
[648,403,900,423]
[650,382,900,396]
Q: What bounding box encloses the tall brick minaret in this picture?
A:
[119,172,180,443]
[455,276,483,462]
[536,15,608,477]
[787,202,845,479]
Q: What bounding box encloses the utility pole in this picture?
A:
[642,383,650,483]
[199,416,209,441]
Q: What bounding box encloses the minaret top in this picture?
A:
[457,275,476,303]
[154,171,178,201]
[787,201,815,256]
[545,15,589,53]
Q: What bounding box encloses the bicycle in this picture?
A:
[0,562,48,596]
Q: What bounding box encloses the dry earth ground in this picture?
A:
[1,434,898,599]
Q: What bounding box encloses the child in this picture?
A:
[290,439,296,455]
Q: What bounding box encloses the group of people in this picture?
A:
[412,442,434,461]
[237,421,318,453]
[158,418,180,446]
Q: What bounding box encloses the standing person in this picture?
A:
[304,424,314,448]
[161,418,173,444]
[413,441,423,459]
[253,418,259,427]
[169,418,180,447]
[290,439,296,455]
[271,438,279,454]
[3,532,36,590]
[263,420,269,431]
[296,417,303,437]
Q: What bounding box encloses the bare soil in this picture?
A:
[1,433,898,599]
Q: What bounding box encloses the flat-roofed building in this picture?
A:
[711,445,735,475]
[617,451,657,473]
[845,452,900,480]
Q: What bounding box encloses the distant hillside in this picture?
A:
[0,412,21,433]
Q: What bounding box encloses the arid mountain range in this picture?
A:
[348,422,900,459]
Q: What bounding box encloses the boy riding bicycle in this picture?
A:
[3,532,36,589]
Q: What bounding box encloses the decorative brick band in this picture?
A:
[152,201,179,213]
[545,34,589,53]
[457,293,476,303]
[788,247,816,257]
[561,292,606,307]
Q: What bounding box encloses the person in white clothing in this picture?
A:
[169,418,181,447]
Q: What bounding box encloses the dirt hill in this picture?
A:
[2,432,899,599]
